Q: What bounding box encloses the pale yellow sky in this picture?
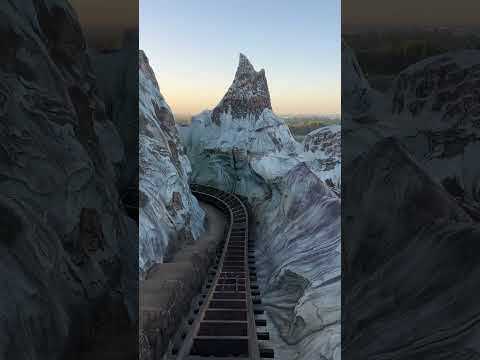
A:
[155,63,341,116]
[160,72,341,116]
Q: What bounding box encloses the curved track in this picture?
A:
[171,184,274,359]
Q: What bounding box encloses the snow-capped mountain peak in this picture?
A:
[212,53,272,124]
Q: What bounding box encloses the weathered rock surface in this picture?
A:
[256,163,341,360]
[302,125,341,189]
[139,50,205,276]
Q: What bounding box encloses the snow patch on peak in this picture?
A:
[301,125,341,190]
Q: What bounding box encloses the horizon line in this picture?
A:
[173,112,342,118]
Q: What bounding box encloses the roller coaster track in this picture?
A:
[169,184,274,359]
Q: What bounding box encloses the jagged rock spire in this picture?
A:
[212,53,272,125]
[235,53,256,78]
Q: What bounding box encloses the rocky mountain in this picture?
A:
[139,50,204,276]
[184,53,296,158]
[0,1,137,358]
[212,53,272,125]
[180,53,341,360]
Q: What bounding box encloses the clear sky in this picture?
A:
[140,0,340,116]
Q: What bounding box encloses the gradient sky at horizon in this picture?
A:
[140,0,340,116]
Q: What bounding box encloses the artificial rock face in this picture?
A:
[302,125,341,190]
[139,50,204,275]
[183,54,300,199]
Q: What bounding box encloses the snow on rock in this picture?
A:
[139,50,204,276]
[302,125,341,189]
[256,163,341,360]
[180,53,341,360]
[0,1,136,358]
[182,54,299,201]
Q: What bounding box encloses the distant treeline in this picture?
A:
[175,115,192,125]
[286,117,340,137]
[175,115,341,134]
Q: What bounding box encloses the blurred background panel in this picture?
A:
[342,1,480,359]
[70,0,138,49]
[0,1,139,359]
[343,0,480,29]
